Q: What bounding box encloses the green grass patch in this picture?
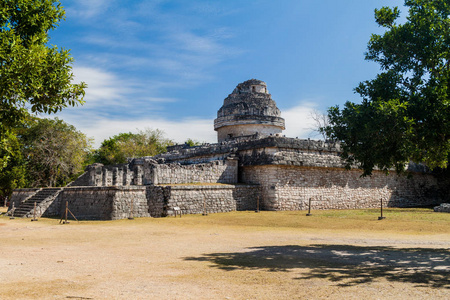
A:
[147,208,449,235]
[2,208,448,236]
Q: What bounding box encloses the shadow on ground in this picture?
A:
[184,244,450,288]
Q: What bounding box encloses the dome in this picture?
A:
[214,79,285,142]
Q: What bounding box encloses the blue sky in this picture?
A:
[51,0,405,147]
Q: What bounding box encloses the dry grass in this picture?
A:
[1,209,449,299]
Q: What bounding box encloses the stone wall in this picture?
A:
[152,136,340,164]
[162,184,260,216]
[87,163,134,187]
[33,184,258,220]
[240,165,442,211]
[146,186,168,217]
[51,186,150,220]
[217,123,283,142]
[86,158,238,187]
[8,189,40,211]
[68,172,90,187]
[143,159,238,185]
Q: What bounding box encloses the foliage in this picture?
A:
[323,0,450,175]
[308,109,330,140]
[94,129,173,165]
[0,130,26,204]
[184,138,202,147]
[0,0,86,169]
[20,118,92,187]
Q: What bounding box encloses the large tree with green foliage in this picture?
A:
[20,118,92,187]
[0,0,85,170]
[94,129,173,165]
[0,131,26,206]
[323,0,449,175]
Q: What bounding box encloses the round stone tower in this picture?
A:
[214,79,285,142]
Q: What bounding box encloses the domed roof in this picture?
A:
[214,79,285,131]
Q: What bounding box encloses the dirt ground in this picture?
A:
[0,209,449,299]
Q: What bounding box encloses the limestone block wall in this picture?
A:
[53,186,150,220]
[240,165,442,211]
[233,185,261,211]
[144,159,238,185]
[112,187,151,219]
[36,184,257,220]
[146,186,168,217]
[217,123,283,142]
[162,184,260,216]
[8,188,40,211]
[68,172,90,186]
[88,163,134,187]
[53,187,115,219]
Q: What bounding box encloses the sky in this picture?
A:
[50,0,406,147]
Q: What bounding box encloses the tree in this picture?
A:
[184,138,202,147]
[0,131,26,206]
[20,118,92,187]
[308,109,330,141]
[94,129,173,165]
[0,0,86,169]
[323,0,450,175]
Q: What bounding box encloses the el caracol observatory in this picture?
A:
[214,79,285,142]
[8,79,446,220]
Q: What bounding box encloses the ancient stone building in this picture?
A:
[214,79,285,142]
[9,79,447,220]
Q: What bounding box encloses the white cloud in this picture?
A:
[66,0,112,19]
[72,66,176,108]
[57,99,326,149]
[281,101,324,139]
[57,111,216,148]
[73,66,124,103]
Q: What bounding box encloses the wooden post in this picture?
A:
[255,195,260,213]
[59,201,78,224]
[128,199,134,220]
[306,198,312,216]
[378,198,386,220]
[65,201,69,224]
[173,207,181,217]
[9,202,15,219]
[202,197,208,216]
[31,202,38,221]
[59,201,70,224]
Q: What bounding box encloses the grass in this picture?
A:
[140,208,449,235]
[4,207,447,235]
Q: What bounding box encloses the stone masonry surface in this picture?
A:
[240,165,441,211]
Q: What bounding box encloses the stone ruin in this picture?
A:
[8,79,448,220]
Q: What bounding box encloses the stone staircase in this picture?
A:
[12,188,63,218]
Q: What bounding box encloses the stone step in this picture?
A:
[13,187,63,218]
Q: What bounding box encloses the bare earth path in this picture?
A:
[1,209,449,299]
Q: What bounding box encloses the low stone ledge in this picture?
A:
[159,184,258,190]
[12,188,41,192]
[63,186,147,192]
[434,203,450,213]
